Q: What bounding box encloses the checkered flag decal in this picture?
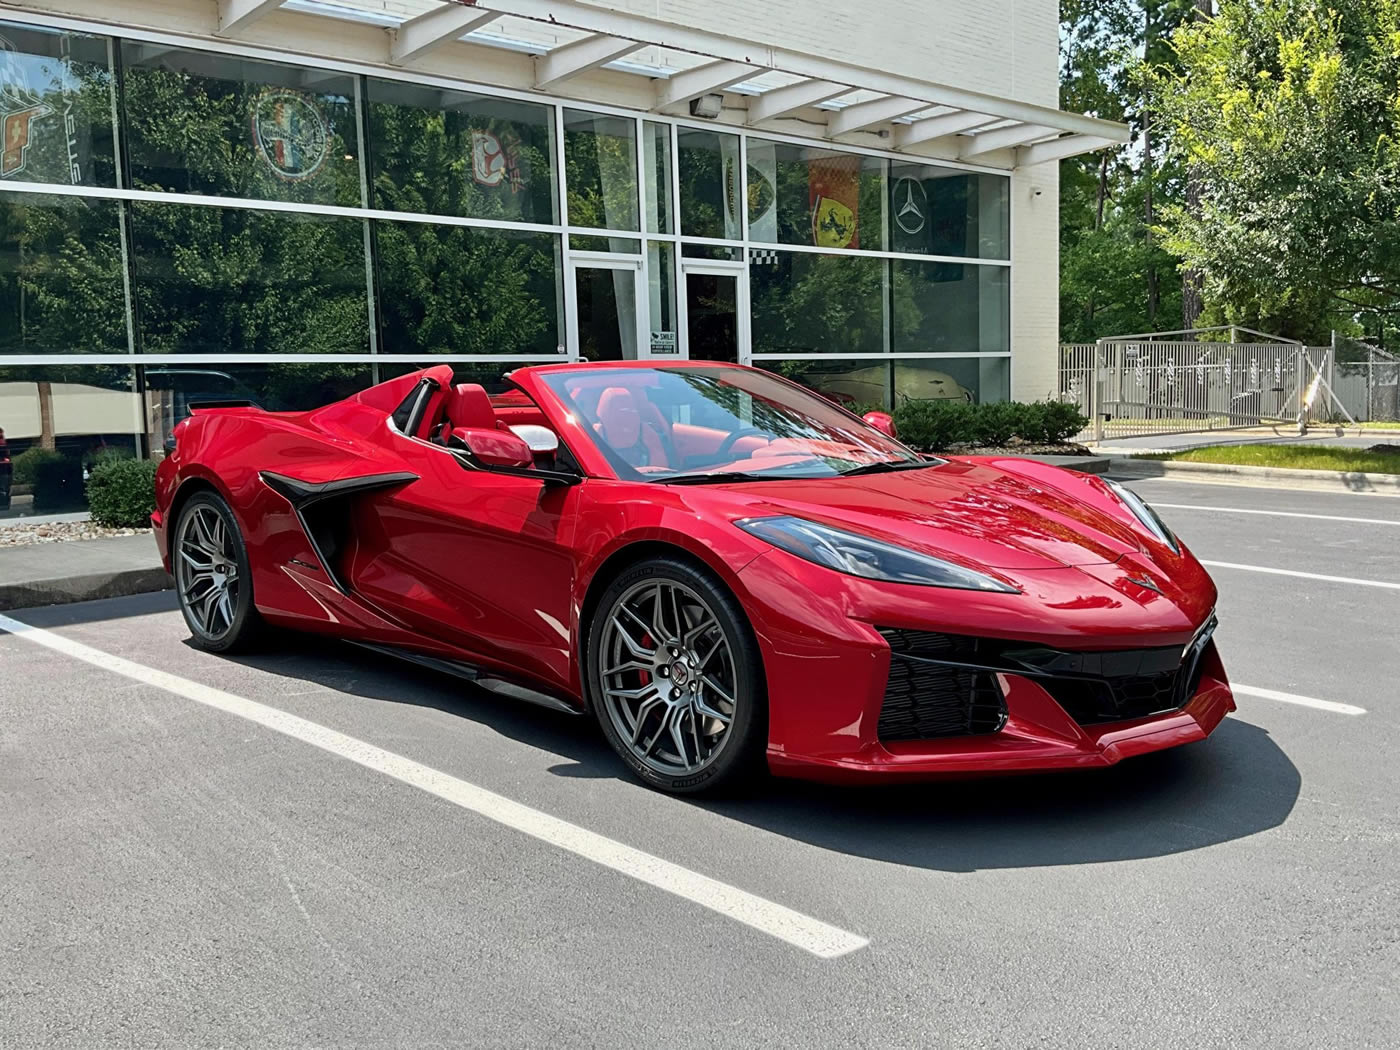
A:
[750,248,779,265]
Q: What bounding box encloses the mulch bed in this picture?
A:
[932,442,1096,457]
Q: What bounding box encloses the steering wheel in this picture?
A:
[713,427,765,460]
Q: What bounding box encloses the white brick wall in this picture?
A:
[1010,161,1061,401]
[340,0,1058,108]
[578,0,1059,107]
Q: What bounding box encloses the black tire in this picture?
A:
[172,491,262,654]
[586,556,767,795]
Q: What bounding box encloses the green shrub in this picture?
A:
[892,399,974,451]
[1038,401,1089,444]
[11,447,63,487]
[892,399,1089,451]
[87,457,159,528]
[969,402,1020,446]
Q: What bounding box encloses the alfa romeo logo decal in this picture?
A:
[893,176,927,236]
[1,34,51,179]
[250,88,329,182]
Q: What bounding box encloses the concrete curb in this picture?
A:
[0,568,172,612]
[1108,457,1400,493]
[1023,455,1111,474]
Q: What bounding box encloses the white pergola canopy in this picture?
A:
[204,0,1126,168]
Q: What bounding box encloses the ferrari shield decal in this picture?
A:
[250,88,330,182]
[811,195,856,249]
[807,153,860,248]
[0,34,51,179]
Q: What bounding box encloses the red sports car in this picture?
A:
[153,361,1233,795]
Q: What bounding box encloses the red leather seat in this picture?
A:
[595,386,669,468]
[435,383,500,442]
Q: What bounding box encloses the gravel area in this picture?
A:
[0,520,152,549]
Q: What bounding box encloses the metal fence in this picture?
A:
[1331,336,1400,424]
[1059,334,1319,441]
[1060,332,1400,441]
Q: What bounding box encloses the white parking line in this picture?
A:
[1233,684,1367,716]
[1153,503,1400,527]
[0,612,867,960]
[1199,560,1400,591]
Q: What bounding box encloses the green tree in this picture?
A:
[1150,0,1400,344]
[1059,0,1201,340]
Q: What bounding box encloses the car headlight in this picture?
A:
[1105,479,1180,553]
[735,516,1018,592]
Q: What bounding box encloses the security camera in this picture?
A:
[1031,186,1044,197]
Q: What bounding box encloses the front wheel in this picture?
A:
[587,557,766,795]
[173,491,262,653]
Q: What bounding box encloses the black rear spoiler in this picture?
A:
[187,399,259,412]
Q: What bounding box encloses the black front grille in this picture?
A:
[878,629,1007,741]
[876,616,1217,735]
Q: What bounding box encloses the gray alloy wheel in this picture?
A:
[174,492,260,653]
[588,558,765,794]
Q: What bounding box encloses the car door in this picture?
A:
[345,425,581,694]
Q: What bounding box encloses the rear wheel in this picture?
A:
[173,492,261,653]
[587,557,766,795]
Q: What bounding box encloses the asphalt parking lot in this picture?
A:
[2,475,1397,1048]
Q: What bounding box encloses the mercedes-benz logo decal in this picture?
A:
[893,176,927,235]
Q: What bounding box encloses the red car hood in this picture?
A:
[711,458,1148,571]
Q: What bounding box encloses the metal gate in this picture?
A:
[1059,327,1319,441]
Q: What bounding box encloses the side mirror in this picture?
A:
[508,424,559,457]
[449,426,532,468]
[863,411,897,438]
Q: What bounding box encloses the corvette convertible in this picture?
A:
[153,361,1233,795]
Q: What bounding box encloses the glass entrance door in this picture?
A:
[572,262,641,361]
[680,262,747,364]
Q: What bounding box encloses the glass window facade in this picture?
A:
[1,193,128,355]
[750,251,886,356]
[0,15,1014,517]
[368,80,556,223]
[131,202,371,354]
[677,128,741,240]
[563,109,638,231]
[888,164,1010,260]
[0,23,117,187]
[375,222,561,356]
[746,138,887,250]
[122,45,361,205]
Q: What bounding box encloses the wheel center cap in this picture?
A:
[669,661,691,686]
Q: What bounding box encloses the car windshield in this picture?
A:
[538,366,925,482]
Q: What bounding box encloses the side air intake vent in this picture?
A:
[878,629,1008,741]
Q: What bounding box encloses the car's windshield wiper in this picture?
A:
[652,470,811,486]
[838,458,938,477]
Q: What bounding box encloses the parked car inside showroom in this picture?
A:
[153,361,1232,795]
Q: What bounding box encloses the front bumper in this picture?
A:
[738,547,1235,783]
[767,648,1234,783]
